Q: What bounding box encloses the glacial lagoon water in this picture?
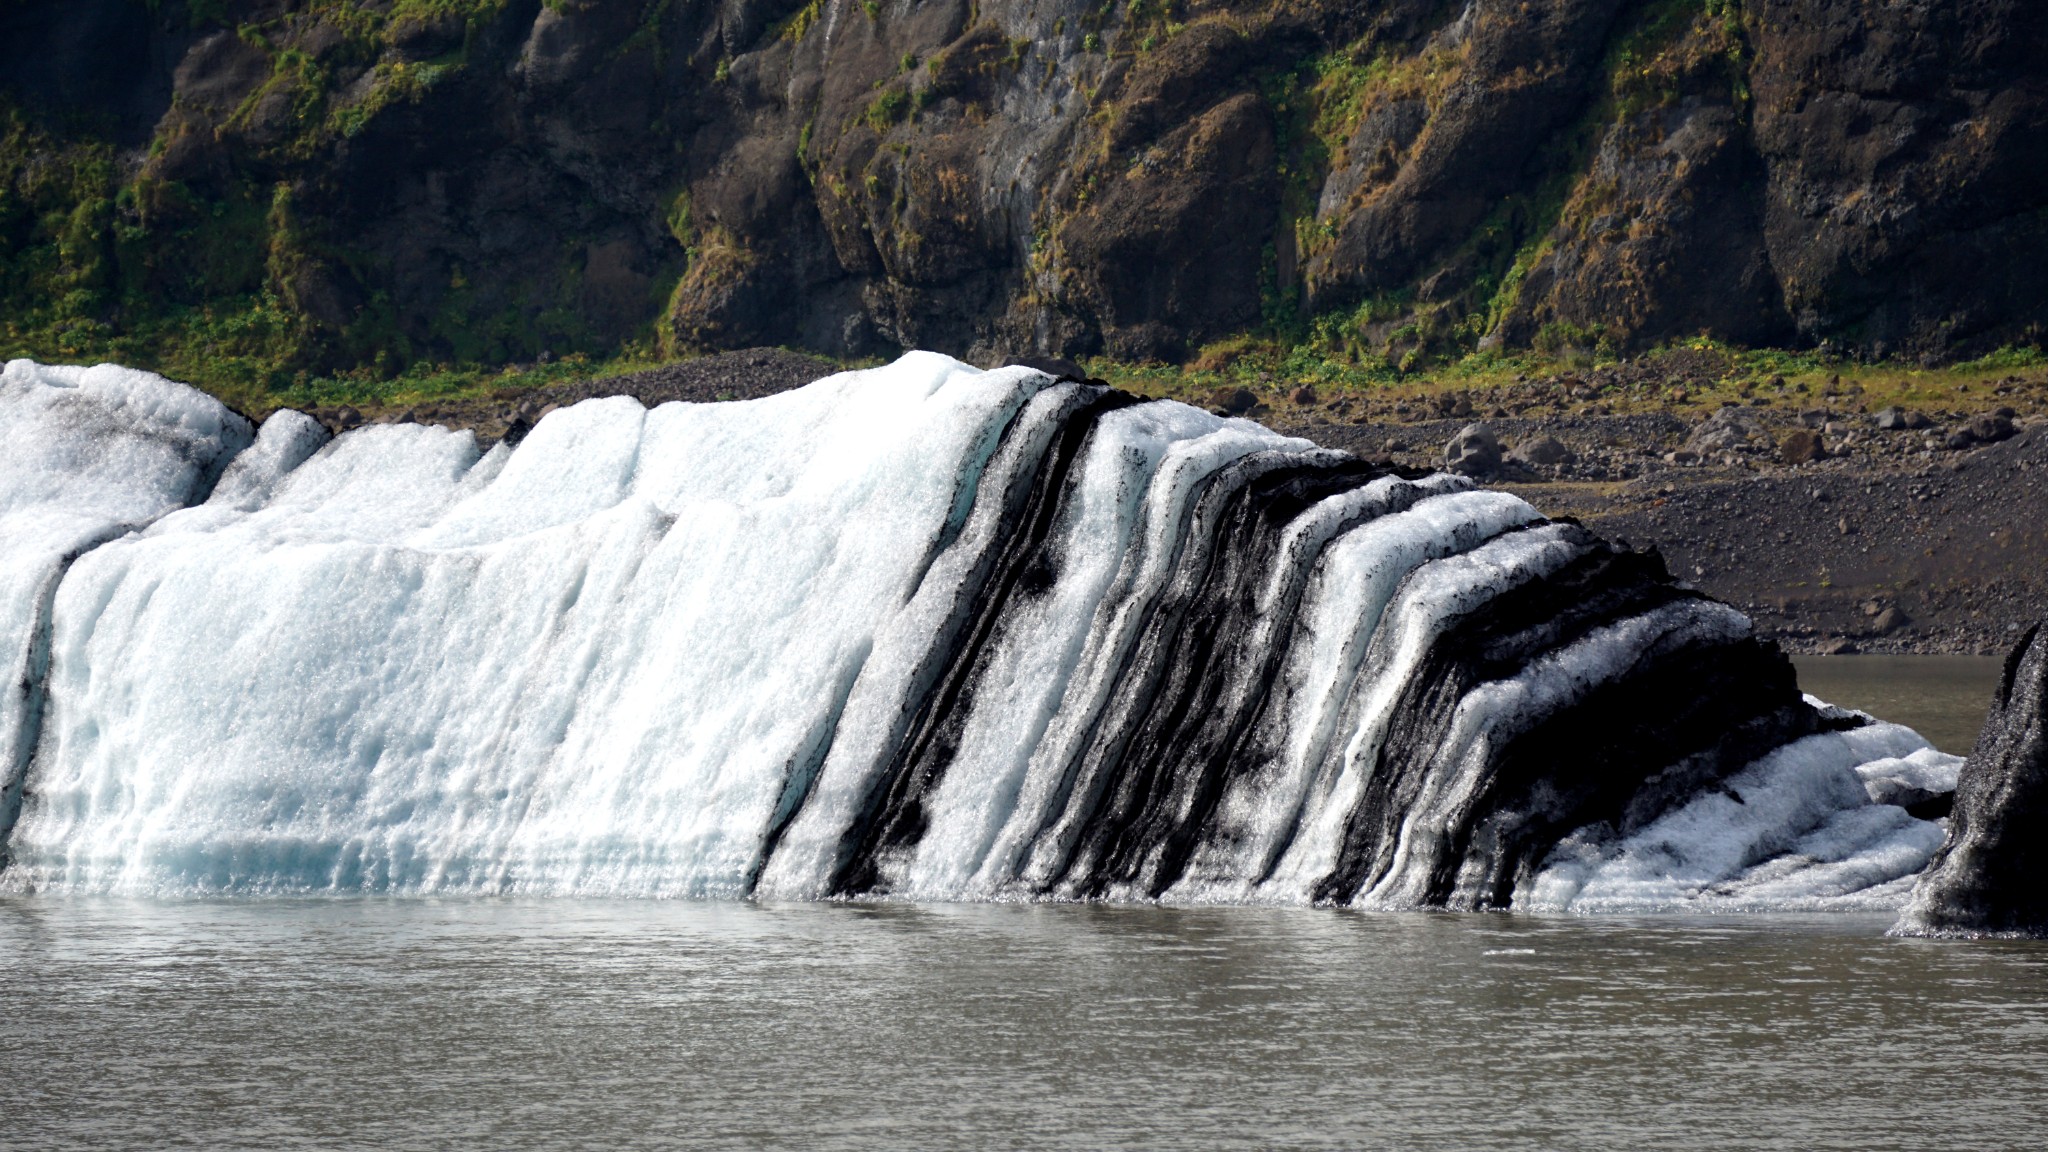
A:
[1793,655,2005,756]
[5,896,2047,1151]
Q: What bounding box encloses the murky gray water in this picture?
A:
[4,897,2046,1150]
[5,658,2035,1148]
[1794,654,2004,754]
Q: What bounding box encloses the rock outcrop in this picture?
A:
[3,0,2045,374]
[1893,621,2048,937]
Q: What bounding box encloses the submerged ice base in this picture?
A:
[0,354,1959,910]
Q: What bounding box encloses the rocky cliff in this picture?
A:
[3,0,2044,382]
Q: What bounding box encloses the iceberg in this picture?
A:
[0,353,1955,908]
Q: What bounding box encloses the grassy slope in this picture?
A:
[1088,340,2048,428]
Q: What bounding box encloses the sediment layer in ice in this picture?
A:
[0,354,1955,909]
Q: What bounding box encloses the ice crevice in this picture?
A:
[0,353,1965,909]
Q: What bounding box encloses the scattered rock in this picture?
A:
[1015,356,1090,382]
[1970,412,2017,444]
[1687,407,1767,453]
[1873,605,1909,634]
[1508,435,1575,467]
[1289,385,1318,406]
[1893,622,2048,938]
[1945,428,1977,450]
[334,406,362,430]
[1817,638,1860,655]
[1780,429,1826,464]
[1444,423,1502,477]
[1210,387,1258,415]
[1874,406,1932,431]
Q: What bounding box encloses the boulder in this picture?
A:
[1780,429,1826,464]
[1687,407,1766,453]
[1443,423,1502,477]
[1209,387,1258,415]
[1508,435,1575,467]
[1016,356,1090,383]
[1970,412,2017,444]
[1893,622,2048,938]
[1874,406,1932,431]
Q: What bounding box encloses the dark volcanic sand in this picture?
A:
[1284,410,2047,656]
[1535,429,2048,657]
[313,349,2044,655]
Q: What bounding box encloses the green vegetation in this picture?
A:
[2,0,2037,423]
[863,87,911,132]
[1230,0,1765,378]
[247,347,663,414]
[774,0,826,43]
[0,1,681,414]
[1091,335,2048,424]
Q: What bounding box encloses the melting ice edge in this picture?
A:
[0,353,1965,910]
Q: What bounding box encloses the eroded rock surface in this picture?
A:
[5,1,2043,371]
[1893,622,2048,937]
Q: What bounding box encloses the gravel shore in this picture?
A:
[1281,385,2046,656]
[307,348,2045,655]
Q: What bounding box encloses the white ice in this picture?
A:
[5,353,1049,894]
[0,360,252,792]
[1523,719,1950,912]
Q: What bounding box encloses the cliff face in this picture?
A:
[3,0,2044,378]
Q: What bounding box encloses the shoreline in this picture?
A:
[300,348,2047,656]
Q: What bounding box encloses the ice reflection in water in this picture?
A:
[5,898,2047,1149]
